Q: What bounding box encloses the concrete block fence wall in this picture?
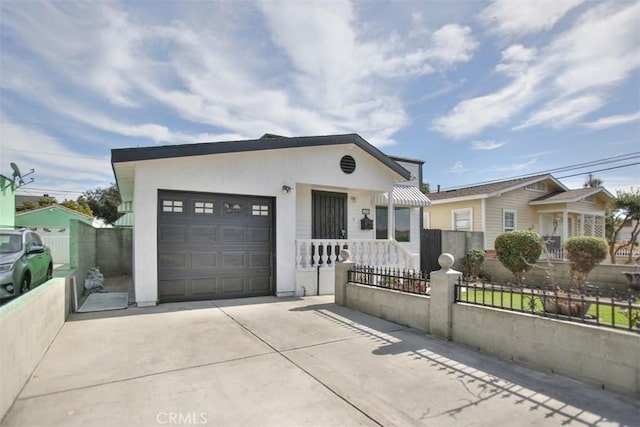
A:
[1,224,132,421]
[335,252,640,399]
[0,278,66,421]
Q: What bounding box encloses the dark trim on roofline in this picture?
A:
[111,133,411,180]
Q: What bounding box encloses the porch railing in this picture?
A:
[295,239,414,270]
[546,247,640,261]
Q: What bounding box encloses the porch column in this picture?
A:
[579,213,584,236]
[387,189,395,240]
[562,210,569,242]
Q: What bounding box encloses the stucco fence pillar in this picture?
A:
[334,249,355,306]
[428,253,461,340]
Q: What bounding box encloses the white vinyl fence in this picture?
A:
[41,235,70,264]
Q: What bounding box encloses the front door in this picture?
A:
[312,191,347,239]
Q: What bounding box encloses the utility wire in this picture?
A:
[556,162,640,179]
[439,152,640,190]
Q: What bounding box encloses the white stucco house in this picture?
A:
[111,133,430,306]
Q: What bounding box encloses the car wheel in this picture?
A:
[47,264,53,281]
[21,274,31,294]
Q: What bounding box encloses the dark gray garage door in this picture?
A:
[157,190,274,302]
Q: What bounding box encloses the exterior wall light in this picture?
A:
[282,185,293,194]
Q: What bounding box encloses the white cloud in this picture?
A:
[495,44,537,76]
[427,24,478,67]
[478,0,585,38]
[0,117,112,190]
[515,95,604,130]
[548,2,640,97]
[489,159,537,173]
[472,140,505,150]
[584,112,640,130]
[434,1,639,138]
[431,72,540,138]
[449,161,468,173]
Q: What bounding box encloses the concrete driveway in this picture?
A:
[2,296,638,426]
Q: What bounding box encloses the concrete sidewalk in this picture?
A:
[2,296,638,426]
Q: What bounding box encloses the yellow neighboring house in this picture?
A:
[424,174,614,253]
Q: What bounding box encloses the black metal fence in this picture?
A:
[348,265,430,295]
[455,280,640,333]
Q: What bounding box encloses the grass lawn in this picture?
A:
[460,290,638,328]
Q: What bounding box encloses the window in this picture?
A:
[375,207,411,242]
[194,201,214,214]
[162,200,183,213]
[252,204,269,216]
[525,182,548,192]
[452,208,472,231]
[503,209,517,232]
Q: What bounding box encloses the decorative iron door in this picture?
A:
[312,191,348,239]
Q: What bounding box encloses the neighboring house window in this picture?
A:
[452,208,472,231]
[375,206,411,242]
[525,182,548,192]
[503,209,517,232]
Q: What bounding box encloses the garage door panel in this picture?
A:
[159,253,187,269]
[249,252,270,268]
[159,279,187,298]
[191,252,217,269]
[221,227,245,243]
[158,190,273,302]
[248,228,270,243]
[159,225,187,241]
[192,278,217,295]
[190,226,217,242]
[219,277,244,293]
[249,277,270,292]
[222,252,245,268]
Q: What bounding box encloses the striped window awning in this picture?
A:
[374,185,431,207]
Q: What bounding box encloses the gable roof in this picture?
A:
[529,187,614,205]
[16,204,94,220]
[111,133,411,180]
[427,174,567,202]
[15,194,55,209]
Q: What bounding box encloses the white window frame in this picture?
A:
[452,208,473,231]
[503,209,517,232]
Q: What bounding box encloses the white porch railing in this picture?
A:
[295,239,415,270]
[546,247,640,261]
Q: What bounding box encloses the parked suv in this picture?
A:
[0,229,53,301]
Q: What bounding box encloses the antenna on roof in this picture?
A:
[1,162,35,194]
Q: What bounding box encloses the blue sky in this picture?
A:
[1,0,638,201]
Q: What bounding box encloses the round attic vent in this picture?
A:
[340,155,356,174]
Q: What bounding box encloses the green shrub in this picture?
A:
[461,249,486,280]
[564,236,608,290]
[494,231,543,284]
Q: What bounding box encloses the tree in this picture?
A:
[60,199,93,217]
[583,173,603,188]
[16,200,35,212]
[494,230,543,285]
[605,188,640,264]
[420,182,430,194]
[564,236,608,291]
[82,183,122,225]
